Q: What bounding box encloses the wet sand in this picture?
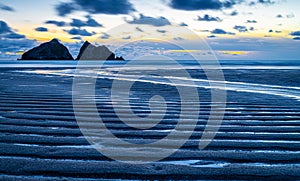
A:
[0,68,300,180]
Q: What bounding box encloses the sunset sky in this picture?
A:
[0,0,299,60]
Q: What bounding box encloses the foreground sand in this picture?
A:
[0,68,300,180]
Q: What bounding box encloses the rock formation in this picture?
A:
[76,41,124,60]
[21,39,74,60]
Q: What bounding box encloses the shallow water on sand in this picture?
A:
[0,60,300,179]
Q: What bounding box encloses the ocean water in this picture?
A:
[0,60,300,179]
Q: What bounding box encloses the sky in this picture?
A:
[0,0,299,60]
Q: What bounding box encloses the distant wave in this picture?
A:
[20,68,300,102]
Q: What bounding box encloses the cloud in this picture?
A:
[249,0,276,6]
[85,16,103,27]
[269,29,273,33]
[70,16,103,27]
[0,20,36,60]
[246,20,257,23]
[233,25,248,32]
[230,10,238,16]
[0,3,15,12]
[136,27,143,32]
[258,0,275,5]
[212,29,227,34]
[45,20,67,27]
[0,21,26,39]
[179,22,188,27]
[70,19,88,27]
[100,32,110,39]
[276,13,295,19]
[45,16,102,28]
[157,29,167,33]
[71,36,82,40]
[207,35,217,38]
[55,2,76,16]
[211,28,235,35]
[293,37,300,41]
[4,33,26,39]
[286,13,295,19]
[168,0,241,11]
[0,21,12,33]
[56,0,135,16]
[35,27,48,32]
[197,14,222,22]
[0,21,27,39]
[290,31,300,36]
[65,28,95,36]
[122,36,131,40]
[126,14,171,27]
[173,37,185,41]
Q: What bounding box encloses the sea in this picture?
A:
[0,60,299,180]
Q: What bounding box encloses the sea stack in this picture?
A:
[76,41,124,60]
[21,39,74,60]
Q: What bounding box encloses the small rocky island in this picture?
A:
[21,39,74,60]
[76,41,124,60]
[20,39,124,61]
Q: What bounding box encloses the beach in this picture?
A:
[0,60,300,180]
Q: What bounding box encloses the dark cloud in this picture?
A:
[157,29,167,33]
[71,36,82,40]
[207,35,217,38]
[249,27,255,31]
[276,14,295,19]
[0,21,12,33]
[293,37,300,41]
[65,28,95,36]
[173,37,184,41]
[0,20,36,60]
[230,10,238,16]
[0,3,15,12]
[258,0,275,4]
[45,16,102,28]
[290,31,300,36]
[56,0,135,17]
[168,0,242,11]
[212,29,227,34]
[86,16,102,27]
[197,14,222,22]
[126,14,171,27]
[179,22,188,26]
[249,0,276,6]
[35,27,48,32]
[70,16,103,27]
[211,28,235,35]
[45,20,67,27]
[122,36,131,40]
[246,20,257,23]
[276,14,283,18]
[233,25,248,32]
[55,2,76,16]
[4,33,26,39]
[70,19,87,27]
[0,20,26,39]
[0,38,36,60]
